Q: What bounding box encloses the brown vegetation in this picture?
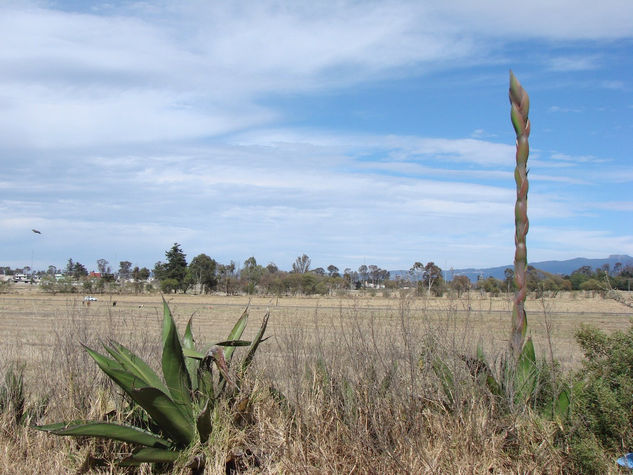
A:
[1,289,632,473]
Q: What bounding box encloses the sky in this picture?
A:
[1,0,632,274]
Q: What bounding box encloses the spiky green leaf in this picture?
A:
[83,345,145,392]
[131,387,194,447]
[432,357,455,407]
[183,347,205,359]
[554,387,570,419]
[182,317,199,393]
[120,447,180,466]
[104,340,169,395]
[223,306,249,364]
[474,345,502,397]
[83,345,193,446]
[241,310,270,374]
[35,421,171,448]
[515,338,538,404]
[161,298,193,420]
[196,399,212,443]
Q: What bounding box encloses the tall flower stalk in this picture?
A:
[509,70,530,358]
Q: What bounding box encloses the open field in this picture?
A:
[2,289,632,373]
[2,289,633,473]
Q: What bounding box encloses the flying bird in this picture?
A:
[32,229,42,234]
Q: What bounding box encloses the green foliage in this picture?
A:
[154,243,188,293]
[579,278,602,292]
[160,278,181,294]
[39,275,76,294]
[466,340,569,420]
[186,254,218,294]
[0,362,48,425]
[37,298,269,469]
[568,324,633,457]
[477,276,503,296]
[66,258,88,279]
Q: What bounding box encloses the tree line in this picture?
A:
[2,246,631,296]
[151,244,394,295]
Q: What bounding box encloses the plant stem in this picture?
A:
[509,70,530,358]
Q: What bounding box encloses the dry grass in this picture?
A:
[0,288,631,473]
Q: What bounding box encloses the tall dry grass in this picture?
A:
[1,292,630,473]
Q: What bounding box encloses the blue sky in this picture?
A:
[1,0,632,273]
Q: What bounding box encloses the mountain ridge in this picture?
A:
[390,255,633,282]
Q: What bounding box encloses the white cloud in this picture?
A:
[548,106,583,113]
[2,1,631,149]
[550,152,610,164]
[547,55,600,71]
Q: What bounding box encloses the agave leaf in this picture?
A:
[474,345,502,397]
[84,345,193,446]
[120,447,180,466]
[161,297,193,421]
[131,387,194,447]
[196,399,212,443]
[553,387,570,420]
[515,338,538,404]
[104,340,169,395]
[223,306,249,364]
[183,347,206,359]
[431,357,455,407]
[83,345,146,392]
[197,363,215,401]
[35,421,171,448]
[182,317,199,393]
[241,310,270,374]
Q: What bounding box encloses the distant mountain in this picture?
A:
[390,255,633,282]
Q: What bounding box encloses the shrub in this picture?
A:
[569,325,633,453]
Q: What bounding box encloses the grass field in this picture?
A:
[1,288,632,473]
[2,289,631,372]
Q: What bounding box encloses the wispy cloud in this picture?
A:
[548,106,584,113]
[0,1,631,271]
[547,55,600,71]
[550,153,610,164]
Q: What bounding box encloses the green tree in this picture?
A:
[479,276,502,296]
[70,261,88,279]
[187,254,218,294]
[155,243,188,293]
[570,266,594,290]
[65,258,74,276]
[241,257,264,294]
[422,262,443,296]
[131,266,151,293]
[450,275,471,297]
[218,261,237,295]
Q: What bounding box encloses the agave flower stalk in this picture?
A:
[509,70,530,358]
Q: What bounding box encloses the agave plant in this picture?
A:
[430,72,569,419]
[36,297,269,468]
